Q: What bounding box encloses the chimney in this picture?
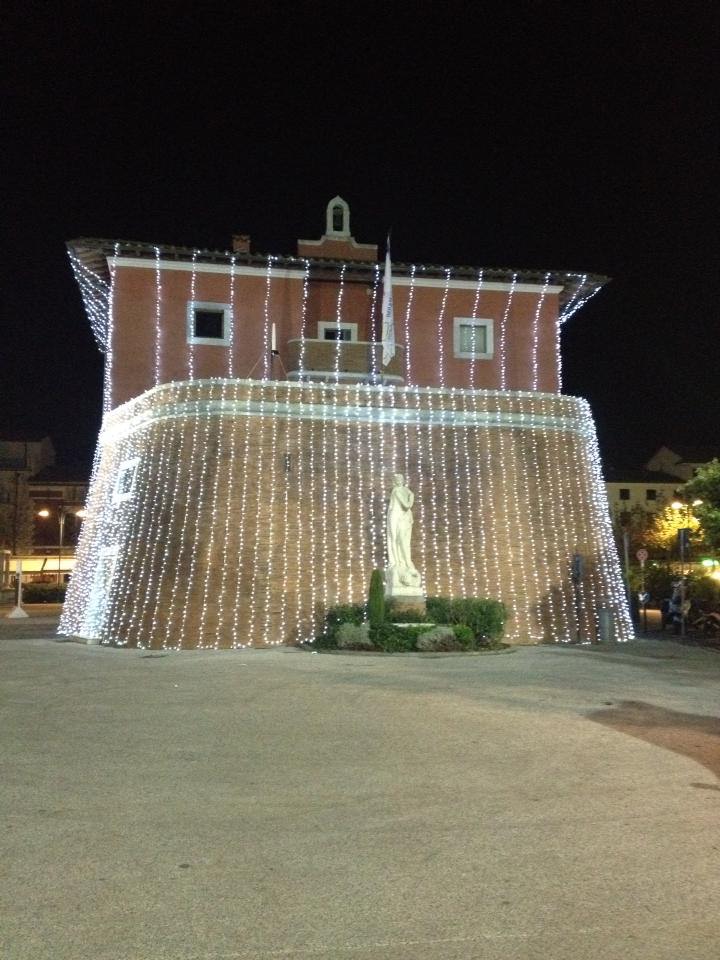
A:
[232,234,251,254]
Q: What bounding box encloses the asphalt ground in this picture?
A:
[1,609,719,960]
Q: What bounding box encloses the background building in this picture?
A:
[60,199,632,648]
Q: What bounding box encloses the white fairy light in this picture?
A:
[530,273,552,391]
[261,256,275,381]
[67,253,110,352]
[197,379,228,648]
[154,246,163,386]
[468,269,484,390]
[171,381,205,649]
[228,255,236,378]
[369,263,381,383]
[246,381,268,642]
[303,380,319,641]
[457,387,479,597]
[104,243,120,412]
[498,273,518,391]
[297,259,311,377]
[188,249,198,381]
[333,263,347,382]
[403,264,416,385]
[217,379,242,647]
[436,268,452,388]
[261,381,282,645]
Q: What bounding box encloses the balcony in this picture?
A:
[285,339,405,384]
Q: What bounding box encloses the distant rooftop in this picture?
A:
[603,466,682,485]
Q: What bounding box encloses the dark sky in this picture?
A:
[3,3,718,471]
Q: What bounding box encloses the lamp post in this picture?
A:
[670,497,703,638]
[37,505,87,585]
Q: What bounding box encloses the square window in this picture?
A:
[194,309,224,339]
[453,317,493,359]
[324,327,352,341]
[458,323,487,355]
[186,302,232,346]
[646,489,657,501]
[619,488,630,500]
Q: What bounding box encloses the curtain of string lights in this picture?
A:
[61,252,630,649]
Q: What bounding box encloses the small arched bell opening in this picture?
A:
[325,196,350,237]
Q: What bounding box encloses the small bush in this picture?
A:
[426,596,506,647]
[452,624,474,649]
[416,625,460,652]
[370,622,425,652]
[22,583,66,603]
[336,622,375,650]
[367,569,386,627]
[426,596,452,624]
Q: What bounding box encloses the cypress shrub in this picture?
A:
[367,569,386,627]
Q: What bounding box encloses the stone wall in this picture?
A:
[59,379,632,648]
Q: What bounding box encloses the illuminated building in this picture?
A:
[60,198,632,647]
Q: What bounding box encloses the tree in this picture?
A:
[644,503,701,557]
[611,504,655,557]
[685,459,720,554]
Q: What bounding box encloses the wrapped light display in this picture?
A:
[60,378,632,648]
[61,233,629,651]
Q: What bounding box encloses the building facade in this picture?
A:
[60,198,632,647]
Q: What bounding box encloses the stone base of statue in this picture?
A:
[385,566,426,616]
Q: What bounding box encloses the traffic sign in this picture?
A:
[636,548,648,565]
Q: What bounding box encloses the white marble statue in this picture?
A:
[386,473,422,594]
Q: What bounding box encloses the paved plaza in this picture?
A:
[2,609,719,959]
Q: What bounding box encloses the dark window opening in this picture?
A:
[646,489,657,501]
[332,206,344,231]
[619,488,630,500]
[324,327,352,341]
[194,309,224,339]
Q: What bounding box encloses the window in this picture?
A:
[324,328,351,341]
[332,206,344,232]
[453,317,493,359]
[186,301,232,346]
[619,488,630,501]
[113,457,140,504]
[317,321,358,342]
[646,489,657,501]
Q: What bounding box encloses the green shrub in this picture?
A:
[452,624,474,649]
[336,622,375,650]
[425,596,506,646]
[315,603,366,647]
[370,622,427,652]
[22,583,66,603]
[426,596,452,624]
[367,569,386,627]
[416,625,460,652]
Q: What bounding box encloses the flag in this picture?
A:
[381,235,395,366]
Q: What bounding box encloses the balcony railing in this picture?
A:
[285,339,405,384]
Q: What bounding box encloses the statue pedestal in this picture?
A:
[385,567,426,617]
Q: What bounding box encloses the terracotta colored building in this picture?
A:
[61,198,632,647]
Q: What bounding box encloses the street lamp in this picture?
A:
[36,506,87,585]
[670,497,703,637]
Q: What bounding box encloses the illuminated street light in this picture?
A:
[36,505,88,586]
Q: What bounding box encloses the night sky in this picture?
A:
[3,4,718,472]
